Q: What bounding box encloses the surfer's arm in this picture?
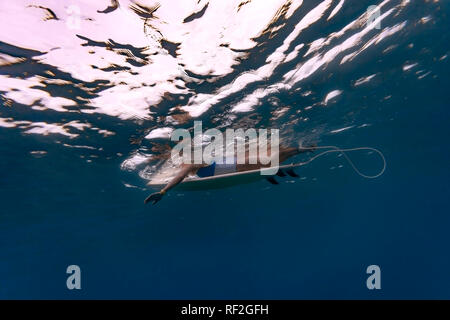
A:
[144,164,200,205]
[161,164,198,194]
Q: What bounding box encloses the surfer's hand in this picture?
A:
[306,143,317,152]
[144,191,164,205]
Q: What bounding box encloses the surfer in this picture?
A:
[144,144,316,204]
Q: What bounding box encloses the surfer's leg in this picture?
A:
[279,146,301,163]
[278,144,317,163]
[236,145,309,171]
[235,146,297,171]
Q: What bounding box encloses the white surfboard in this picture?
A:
[146,162,306,191]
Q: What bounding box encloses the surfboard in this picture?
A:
[146,162,306,191]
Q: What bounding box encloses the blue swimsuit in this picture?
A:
[196,158,237,177]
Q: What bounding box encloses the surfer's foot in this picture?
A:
[298,143,317,153]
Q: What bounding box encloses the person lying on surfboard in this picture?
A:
[144,143,317,204]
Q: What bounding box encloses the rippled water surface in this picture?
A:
[0,0,449,298]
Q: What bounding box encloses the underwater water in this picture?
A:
[0,0,449,299]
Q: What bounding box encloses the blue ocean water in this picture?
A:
[0,0,449,299]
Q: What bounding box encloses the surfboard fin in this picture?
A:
[286,169,299,178]
[276,169,287,177]
[266,177,279,185]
